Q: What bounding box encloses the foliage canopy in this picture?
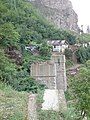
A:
[70,61,90,119]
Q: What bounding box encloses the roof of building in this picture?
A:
[47,40,67,46]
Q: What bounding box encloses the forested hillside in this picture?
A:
[0,0,90,120]
[0,0,76,92]
[66,60,90,119]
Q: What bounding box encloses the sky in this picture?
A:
[70,0,90,31]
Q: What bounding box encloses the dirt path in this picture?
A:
[28,94,37,120]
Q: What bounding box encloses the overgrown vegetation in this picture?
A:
[36,89,63,120]
[1,0,90,119]
[36,88,80,120]
[65,60,74,68]
[77,33,90,43]
[66,60,90,119]
[75,46,90,63]
[0,49,45,93]
[0,0,76,93]
[37,110,63,120]
[64,48,73,59]
[0,82,28,120]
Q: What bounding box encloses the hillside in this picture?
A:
[0,82,28,120]
[0,0,90,120]
[0,0,77,91]
[30,0,79,32]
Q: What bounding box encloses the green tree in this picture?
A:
[64,48,73,59]
[77,33,90,43]
[39,42,52,57]
[66,33,76,45]
[0,0,77,94]
[0,49,16,83]
[75,46,90,63]
[70,65,90,119]
[0,23,19,46]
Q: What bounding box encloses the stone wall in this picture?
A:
[52,54,67,91]
[28,94,37,120]
[30,54,67,112]
[31,61,57,89]
[30,55,67,91]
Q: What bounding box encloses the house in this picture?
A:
[25,45,37,51]
[25,45,39,55]
[47,40,68,53]
[82,42,90,47]
[75,42,90,48]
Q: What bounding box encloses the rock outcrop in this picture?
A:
[29,0,78,32]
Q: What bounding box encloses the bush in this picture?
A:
[66,60,74,68]
[13,77,45,93]
[0,82,28,120]
[66,34,76,45]
[75,46,90,63]
[39,42,52,57]
[64,48,73,59]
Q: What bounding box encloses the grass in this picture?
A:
[36,88,80,120]
[0,82,28,120]
[36,89,63,120]
[66,60,74,69]
[37,110,63,120]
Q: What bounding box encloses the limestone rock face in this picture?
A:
[30,0,78,31]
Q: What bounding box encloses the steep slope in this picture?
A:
[30,0,79,32]
[0,82,28,120]
[0,0,76,94]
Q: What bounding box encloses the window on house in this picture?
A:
[54,45,56,48]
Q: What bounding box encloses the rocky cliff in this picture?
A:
[29,0,78,32]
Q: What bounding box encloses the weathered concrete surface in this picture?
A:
[31,61,57,89]
[30,54,67,112]
[42,89,67,112]
[28,94,37,120]
[58,90,67,112]
[52,54,67,91]
[42,89,59,111]
[31,55,67,91]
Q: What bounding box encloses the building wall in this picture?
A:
[53,45,68,53]
[53,46,61,52]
